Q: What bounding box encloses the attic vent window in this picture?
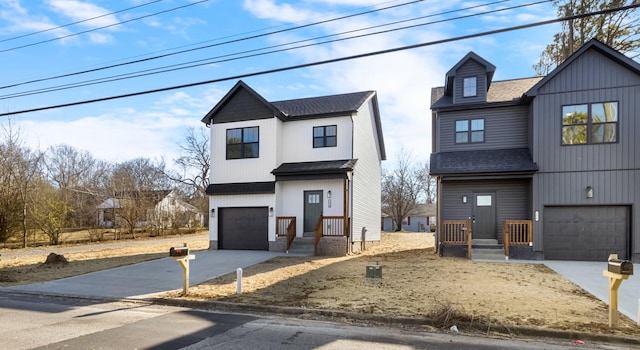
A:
[463,77,477,97]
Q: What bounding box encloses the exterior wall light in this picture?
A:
[586,186,594,199]
[269,207,274,217]
[210,208,215,217]
[327,190,332,198]
[462,195,468,204]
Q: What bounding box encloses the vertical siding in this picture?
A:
[280,117,353,163]
[213,88,274,123]
[278,179,344,237]
[208,194,276,243]
[439,105,529,152]
[352,98,383,242]
[453,59,487,104]
[442,179,531,241]
[531,47,640,258]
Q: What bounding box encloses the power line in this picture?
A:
[0,0,427,91]
[0,0,523,98]
[1,3,638,118]
[0,0,163,44]
[0,0,209,54]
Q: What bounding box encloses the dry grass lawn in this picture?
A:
[1,230,638,338]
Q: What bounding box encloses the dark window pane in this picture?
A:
[244,143,259,158]
[326,136,337,147]
[227,144,242,159]
[313,127,323,137]
[456,132,468,143]
[592,123,617,143]
[243,127,259,142]
[227,129,242,144]
[326,125,337,136]
[313,138,323,148]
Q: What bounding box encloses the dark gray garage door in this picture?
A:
[543,206,629,261]
[219,207,268,250]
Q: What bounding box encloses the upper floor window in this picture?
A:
[313,125,337,148]
[463,77,477,97]
[562,102,618,145]
[455,119,484,143]
[226,126,259,159]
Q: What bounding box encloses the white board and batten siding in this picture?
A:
[210,117,281,184]
[280,116,353,163]
[208,193,276,242]
[351,98,383,242]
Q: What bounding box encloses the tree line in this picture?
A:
[0,121,209,247]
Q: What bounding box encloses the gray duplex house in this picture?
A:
[430,39,640,262]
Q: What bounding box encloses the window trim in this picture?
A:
[455,118,484,144]
[463,76,477,97]
[313,125,337,148]
[561,101,618,146]
[226,126,259,159]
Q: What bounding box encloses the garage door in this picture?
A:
[543,206,629,261]
[219,207,268,250]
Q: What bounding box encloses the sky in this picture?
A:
[0,0,562,170]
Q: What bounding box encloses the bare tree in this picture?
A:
[418,162,437,204]
[534,0,640,75]
[381,149,427,232]
[30,179,73,245]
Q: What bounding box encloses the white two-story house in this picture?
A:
[201,81,386,255]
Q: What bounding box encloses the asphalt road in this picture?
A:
[0,291,633,350]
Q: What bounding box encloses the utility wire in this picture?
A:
[0,0,208,54]
[1,3,638,118]
[0,0,549,100]
[0,0,163,44]
[0,0,428,91]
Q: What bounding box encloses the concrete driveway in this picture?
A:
[2,250,287,300]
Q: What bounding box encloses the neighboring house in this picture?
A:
[430,39,640,262]
[381,203,436,232]
[97,190,202,229]
[201,80,386,255]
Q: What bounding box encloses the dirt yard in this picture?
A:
[1,231,638,338]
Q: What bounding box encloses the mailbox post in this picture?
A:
[602,254,633,327]
[170,244,196,295]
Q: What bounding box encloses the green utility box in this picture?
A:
[366,265,382,278]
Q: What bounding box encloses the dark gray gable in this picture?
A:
[429,148,538,176]
[201,80,285,125]
[525,38,640,97]
[444,51,496,96]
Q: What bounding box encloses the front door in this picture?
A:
[472,193,496,239]
[304,190,323,233]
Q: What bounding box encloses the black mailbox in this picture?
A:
[170,246,189,257]
[608,259,633,275]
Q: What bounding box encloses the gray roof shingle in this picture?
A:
[431,77,542,109]
[430,148,538,175]
[272,159,357,176]
[272,91,375,118]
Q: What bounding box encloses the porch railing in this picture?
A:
[314,216,347,255]
[503,220,532,257]
[276,216,297,251]
[442,220,473,259]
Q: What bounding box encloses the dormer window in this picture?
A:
[463,77,477,97]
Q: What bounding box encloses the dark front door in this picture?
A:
[472,193,496,239]
[304,190,323,233]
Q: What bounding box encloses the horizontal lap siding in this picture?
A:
[439,105,529,152]
[441,179,530,240]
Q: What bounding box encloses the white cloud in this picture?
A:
[46,0,120,28]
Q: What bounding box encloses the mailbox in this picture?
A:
[608,259,633,275]
[170,246,189,257]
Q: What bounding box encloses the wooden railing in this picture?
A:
[314,216,347,255]
[276,216,297,251]
[503,220,532,257]
[442,220,473,259]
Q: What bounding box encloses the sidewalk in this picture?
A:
[3,250,287,300]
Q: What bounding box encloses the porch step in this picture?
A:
[287,237,314,256]
[472,247,507,261]
[472,239,498,245]
[302,231,315,238]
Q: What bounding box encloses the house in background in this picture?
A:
[97,190,202,230]
[381,203,436,232]
[201,80,386,255]
[430,39,640,262]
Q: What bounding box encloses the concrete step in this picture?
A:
[287,237,314,256]
[472,239,498,245]
[472,247,507,261]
